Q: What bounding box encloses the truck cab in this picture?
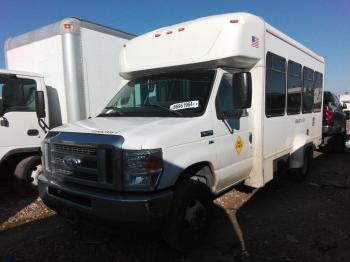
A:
[0,70,48,194]
[38,13,324,250]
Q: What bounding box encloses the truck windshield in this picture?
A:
[99,70,215,117]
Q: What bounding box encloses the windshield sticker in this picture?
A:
[170,101,199,111]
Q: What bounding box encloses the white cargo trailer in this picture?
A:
[39,13,325,250]
[0,17,134,195]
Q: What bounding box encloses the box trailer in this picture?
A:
[38,13,325,250]
[0,17,134,195]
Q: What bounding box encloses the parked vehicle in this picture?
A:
[322,91,346,152]
[38,13,325,250]
[0,17,134,196]
[339,93,350,119]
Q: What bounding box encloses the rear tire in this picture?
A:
[13,156,42,197]
[163,179,213,251]
[332,132,346,153]
[289,147,313,180]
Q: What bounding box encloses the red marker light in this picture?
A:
[155,33,161,37]
[230,19,239,23]
[178,27,185,32]
[63,23,72,29]
[166,31,173,35]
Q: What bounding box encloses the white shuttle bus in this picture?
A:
[38,13,324,250]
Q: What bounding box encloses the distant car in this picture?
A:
[339,94,350,119]
[322,91,347,152]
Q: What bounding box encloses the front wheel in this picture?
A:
[163,179,213,251]
[13,156,42,197]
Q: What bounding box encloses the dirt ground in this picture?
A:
[1,145,350,261]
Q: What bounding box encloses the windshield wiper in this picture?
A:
[141,104,183,116]
[98,106,124,117]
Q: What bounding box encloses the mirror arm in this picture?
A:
[38,118,49,133]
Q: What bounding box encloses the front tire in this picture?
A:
[163,179,213,251]
[13,156,42,197]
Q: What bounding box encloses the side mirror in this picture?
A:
[342,103,347,110]
[35,91,46,119]
[232,72,252,109]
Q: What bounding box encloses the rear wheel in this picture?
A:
[289,147,313,180]
[332,132,346,153]
[163,179,213,251]
[13,156,42,197]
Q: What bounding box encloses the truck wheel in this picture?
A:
[13,156,42,197]
[163,179,213,251]
[289,148,313,180]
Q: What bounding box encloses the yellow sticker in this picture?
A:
[235,135,243,155]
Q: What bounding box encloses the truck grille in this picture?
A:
[50,143,113,185]
[53,144,97,155]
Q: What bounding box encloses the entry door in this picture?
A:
[212,72,253,191]
[0,75,45,153]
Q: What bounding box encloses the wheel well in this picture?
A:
[289,143,313,169]
[178,162,214,189]
[0,151,40,179]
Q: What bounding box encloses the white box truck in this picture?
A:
[0,17,134,196]
[38,13,325,250]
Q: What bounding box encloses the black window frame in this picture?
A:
[0,77,37,114]
[287,60,302,115]
[313,71,323,112]
[302,66,314,114]
[265,52,287,118]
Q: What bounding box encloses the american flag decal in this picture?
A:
[251,36,259,48]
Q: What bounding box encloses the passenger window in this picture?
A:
[265,52,286,117]
[302,67,314,113]
[287,61,302,115]
[0,77,37,112]
[313,72,323,112]
[216,73,234,114]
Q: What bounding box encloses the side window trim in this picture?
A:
[265,52,287,118]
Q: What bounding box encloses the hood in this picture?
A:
[52,116,211,149]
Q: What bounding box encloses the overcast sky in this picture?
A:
[1,0,349,94]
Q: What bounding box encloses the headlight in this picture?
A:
[123,149,163,191]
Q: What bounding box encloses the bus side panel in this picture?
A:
[263,32,324,183]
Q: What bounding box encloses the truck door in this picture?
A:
[212,71,253,191]
[0,74,45,153]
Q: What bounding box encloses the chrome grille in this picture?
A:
[53,144,96,155]
[50,143,99,182]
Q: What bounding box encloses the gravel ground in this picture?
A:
[0,148,350,261]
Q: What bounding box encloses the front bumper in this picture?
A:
[38,174,173,224]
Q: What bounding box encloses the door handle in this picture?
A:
[27,129,39,136]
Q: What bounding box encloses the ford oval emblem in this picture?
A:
[63,155,82,169]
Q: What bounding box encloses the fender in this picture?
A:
[0,147,41,166]
[289,134,313,169]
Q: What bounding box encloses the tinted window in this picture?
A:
[0,77,37,113]
[324,92,333,105]
[287,61,302,114]
[302,67,314,113]
[313,72,323,112]
[265,52,286,117]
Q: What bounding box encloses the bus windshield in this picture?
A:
[99,70,215,117]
